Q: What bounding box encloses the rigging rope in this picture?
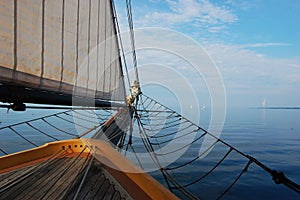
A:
[120,93,300,199]
[0,109,113,155]
[111,0,131,87]
[72,149,95,200]
[1,94,299,198]
[216,160,252,200]
[39,146,87,199]
[0,147,67,193]
[125,0,139,83]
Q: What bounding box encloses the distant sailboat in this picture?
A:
[0,0,299,199]
[262,98,266,107]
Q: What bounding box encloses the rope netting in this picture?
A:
[1,94,299,199]
[0,108,113,156]
[118,94,300,199]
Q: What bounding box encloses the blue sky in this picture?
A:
[115,0,300,108]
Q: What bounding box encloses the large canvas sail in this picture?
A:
[0,0,125,106]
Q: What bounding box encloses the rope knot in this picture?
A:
[271,170,285,184]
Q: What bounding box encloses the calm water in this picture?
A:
[219,108,299,200]
[0,107,299,199]
[151,108,300,200]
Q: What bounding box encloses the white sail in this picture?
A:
[0,0,125,103]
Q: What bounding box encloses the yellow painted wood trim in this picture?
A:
[0,139,88,171]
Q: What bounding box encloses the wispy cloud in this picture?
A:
[114,1,300,107]
[136,0,237,31]
[224,0,255,11]
[288,64,300,69]
[204,43,300,89]
[241,43,292,48]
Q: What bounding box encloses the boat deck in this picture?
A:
[0,155,131,200]
[0,139,178,200]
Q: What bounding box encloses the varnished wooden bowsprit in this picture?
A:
[0,139,178,200]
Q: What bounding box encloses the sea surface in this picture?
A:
[0,107,299,199]
[160,107,300,200]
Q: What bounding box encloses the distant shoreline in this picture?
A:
[249,107,300,110]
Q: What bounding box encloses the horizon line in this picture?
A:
[249,106,300,110]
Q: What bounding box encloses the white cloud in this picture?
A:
[136,0,237,30]
[208,25,226,33]
[224,0,254,11]
[120,27,300,94]
[201,42,300,106]
[204,43,300,89]
[114,1,300,106]
[241,43,291,48]
[288,64,300,69]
